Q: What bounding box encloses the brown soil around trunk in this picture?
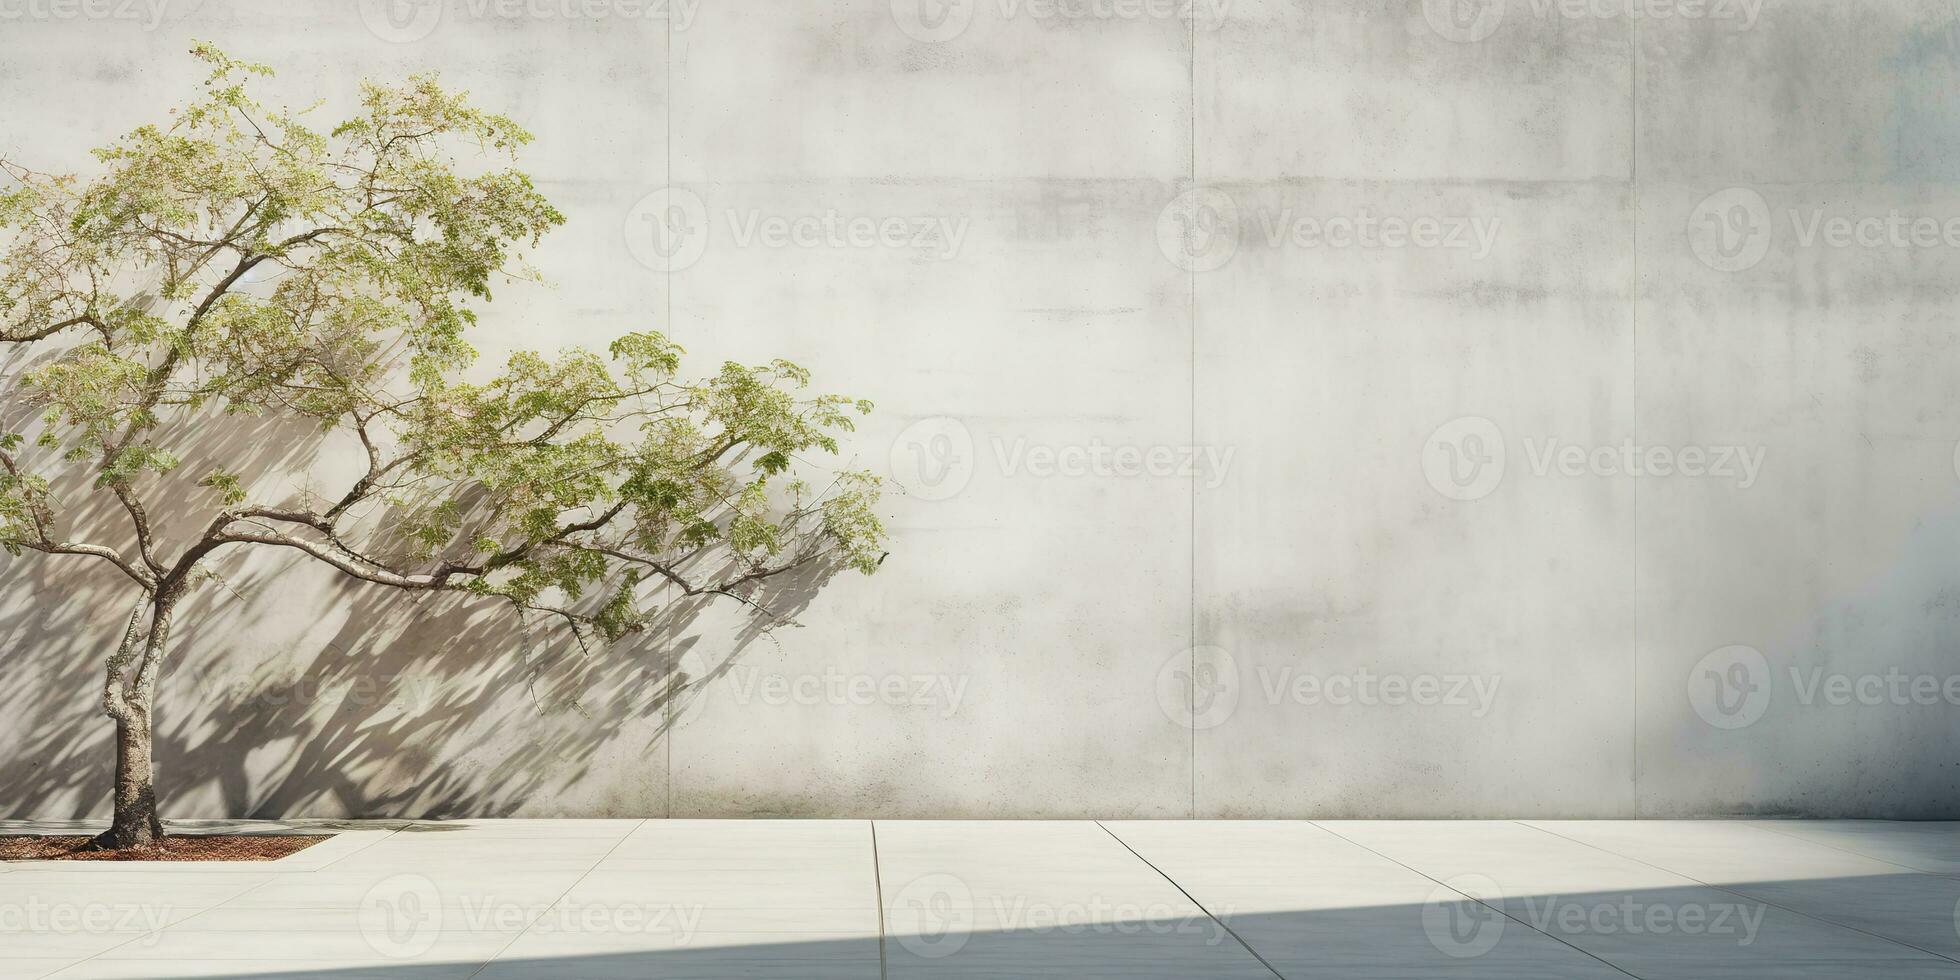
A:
[0,834,328,861]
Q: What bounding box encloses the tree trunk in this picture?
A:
[90,708,164,851]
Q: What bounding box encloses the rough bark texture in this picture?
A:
[90,710,164,851]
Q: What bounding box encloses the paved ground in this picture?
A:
[1,819,1957,978]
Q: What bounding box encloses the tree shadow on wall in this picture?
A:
[0,366,843,822]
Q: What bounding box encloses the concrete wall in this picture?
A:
[3,0,1960,819]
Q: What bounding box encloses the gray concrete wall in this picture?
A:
[3,0,1959,820]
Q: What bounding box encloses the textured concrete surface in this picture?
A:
[2,0,1960,820]
[2,819,1959,978]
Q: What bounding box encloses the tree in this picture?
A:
[0,45,886,850]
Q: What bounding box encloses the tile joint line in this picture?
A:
[1515,820,1960,967]
[1309,821,1643,980]
[872,819,888,980]
[1094,820,1286,980]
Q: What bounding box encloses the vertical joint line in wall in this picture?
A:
[1186,0,1198,823]
[1628,14,1641,815]
[662,4,674,822]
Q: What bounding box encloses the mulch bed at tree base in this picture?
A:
[0,835,328,862]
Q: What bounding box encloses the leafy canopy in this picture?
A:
[0,44,885,645]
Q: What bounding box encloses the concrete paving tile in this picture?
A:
[221,870,585,910]
[394,820,641,839]
[1106,821,1632,979]
[43,960,486,980]
[1526,820,1910,882]
[877,820,1274,978]
[477,934,880,979]
[94,929,519,962]
[0,961,71,980]
[884,928,1277,980]
[1326,820,1958,977]
[558,868,873,910]
[1528,820,1960,960]
[1744,821,1960,875]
